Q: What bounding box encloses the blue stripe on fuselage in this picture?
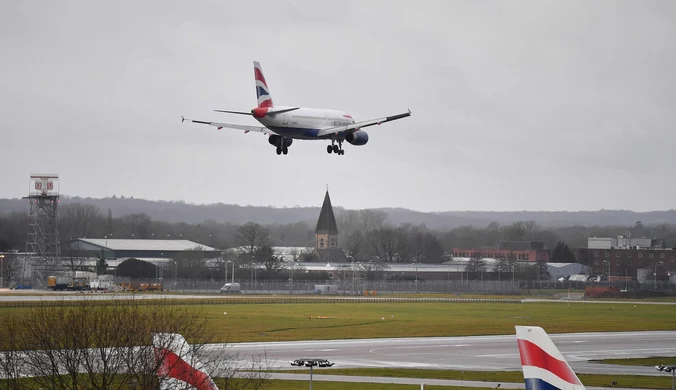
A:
[524,378,562,390]
[268,126,341,140]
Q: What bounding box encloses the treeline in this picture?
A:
[2,203,676,263]
[3,195,676,227]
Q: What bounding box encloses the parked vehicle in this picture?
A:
[220,283,241,294]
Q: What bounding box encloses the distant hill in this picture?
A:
[1,196,675,229]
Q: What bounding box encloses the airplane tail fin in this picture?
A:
[515,326,585,390]
[253,61,274,108]
[153,332,219,390]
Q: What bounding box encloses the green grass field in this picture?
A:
[2,300,675,343]
[198,301,676,342]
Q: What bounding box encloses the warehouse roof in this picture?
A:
[77,238,219,252]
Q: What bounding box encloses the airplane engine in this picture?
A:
[268,135,293,147]
[345,131,369,146]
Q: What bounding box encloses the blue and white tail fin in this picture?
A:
[153,332,219,390]
[253,61,273,108]
[515,326,585,390]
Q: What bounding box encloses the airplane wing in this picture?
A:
[181,116,277,135]
[316,109,411,137]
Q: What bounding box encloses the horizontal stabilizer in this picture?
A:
[214,109,252,115]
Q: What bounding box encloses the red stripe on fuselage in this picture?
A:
[156,348,217,390]
[517,339,581,385]
[254,68,268,88]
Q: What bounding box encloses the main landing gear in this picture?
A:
[327,140,345,155]
[269,135,292,155]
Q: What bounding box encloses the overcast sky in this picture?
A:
[1,1,674,213]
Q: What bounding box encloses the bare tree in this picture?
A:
[359,209,387,233]
[0,299,272,390]
[61,241,86,273]
[236,222,270,283]
[59,203,102,239]
[121,213,152,238]
[358,261,390,280]
[0,253,21,288]
[495,257,511,280]
[235,222,270,260]
[256,245,285,272]
[369,227,399,263]
[465,252,487,279]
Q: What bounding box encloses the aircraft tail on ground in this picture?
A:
[254,61,273,108]
[515,326,586,390]
[153,332,219,390]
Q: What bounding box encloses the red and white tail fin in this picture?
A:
[153,333,219,390]
[515,326,585,390]
[253,61,273,108]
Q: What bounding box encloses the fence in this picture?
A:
[111,278,522,295]
[15,276,675,295]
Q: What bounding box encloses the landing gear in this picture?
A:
[327,140,345,155]
[276,146,288,155]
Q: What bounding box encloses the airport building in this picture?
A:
[452,241,549,262]
[575,235,676,279]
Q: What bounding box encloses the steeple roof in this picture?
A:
[315,190,338,235]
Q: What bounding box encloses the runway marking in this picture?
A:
[301,349,339,352]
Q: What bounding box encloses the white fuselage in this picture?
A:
[256,107,356,139]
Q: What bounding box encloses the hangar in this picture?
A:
[62,238,221,259]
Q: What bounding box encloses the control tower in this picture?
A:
[23,174,62,283]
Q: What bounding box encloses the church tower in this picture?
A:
[315,190,339,249]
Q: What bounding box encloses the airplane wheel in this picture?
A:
[332,145,339,153]
[282,147,288,155]
[276,147,282,155]
[327,145,332,154]
[339,150,344,155]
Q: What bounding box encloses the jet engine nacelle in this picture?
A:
[345,131,369,146]
[268,135,293,147]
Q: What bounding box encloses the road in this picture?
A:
[223,331,676,376]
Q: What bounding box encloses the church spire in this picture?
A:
[315,190,338,235]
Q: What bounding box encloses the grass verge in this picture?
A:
[284,368,671,389]
[590,357,676,366]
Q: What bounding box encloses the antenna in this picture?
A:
[23,174,64,287]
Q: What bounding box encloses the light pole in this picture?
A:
[0,254,4,288]
[656,364,675,390]
[351,259,355,296]
[655,260,664,289]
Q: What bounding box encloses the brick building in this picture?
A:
[575,247,676,278]
[451,248,549,262]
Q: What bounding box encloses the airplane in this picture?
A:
[153,332,220,390]
[181,61,411,156]
[515,325,586,390]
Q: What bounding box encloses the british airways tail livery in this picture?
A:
[181,61,411,156]
[153,332,219,390]
[515,326,586,390]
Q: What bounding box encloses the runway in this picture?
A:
[224,331,676,376]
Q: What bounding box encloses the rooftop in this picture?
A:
[77,238,219,252]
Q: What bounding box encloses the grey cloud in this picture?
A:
[1,0,674,213]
